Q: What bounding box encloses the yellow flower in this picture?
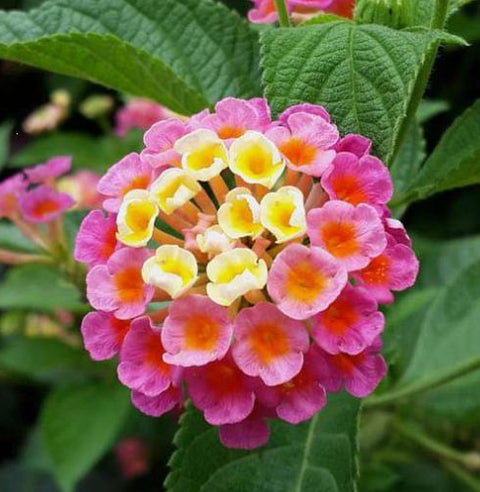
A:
[229,131,285,189]
[217,187,263,239]
[142,245,198,298]
[149,168,201,215]
[206,248,267,306]
[260,186,306,243]
[116,190,158,247]
[174,129,228,181]
[196,225,235,256]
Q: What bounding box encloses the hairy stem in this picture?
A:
[389,0,449,165]
[274,0,291,27]
[364,357,480,407]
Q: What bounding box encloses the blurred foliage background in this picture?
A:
[0,0,479,491]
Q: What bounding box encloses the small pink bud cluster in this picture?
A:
[0,156,102,264]
[76,97,419,449]
[248,0,355,24]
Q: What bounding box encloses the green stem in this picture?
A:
[392,420,476,467]
[442,461,480,491]
[274,0,291,27]
[364,358,480,407]
[389,0,449,165]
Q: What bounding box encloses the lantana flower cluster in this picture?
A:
[0,156,101,265]
[76,97,419,449]
[248,0,355,24]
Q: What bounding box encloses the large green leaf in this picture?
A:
[0,0,261,114]
[396,259,480,392]
[11,131,142,173]
[261,22,437,162]
[394,99,480,205]
[41,382,130,492]
[0,337,91,383]
[166,393,360,492]
[0,264,84,312]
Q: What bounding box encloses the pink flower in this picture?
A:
[266,111,339,176]
[311,284,384,355]
[307,200,386,271]
[114,437,149,479]
[321,152,393,209]
[352,233,419,304]
[323,0,355,17]
[315,339,387,397]
[267,243,347,320]
[25,156,71,183]
[190,97,271,142]
[118,317,181,396]
[162,294,233,367]
[57,170,103,209]
[131,385,183,417]
[255,345,327,424]
[74,210,118,267]
[19,185,74,223]
[81,311,130,360]
[232,302,309,386]
[141,118,188,168]
[334,134,372,157]
[86,248,154,319]
[248,0,281,24]
[278,103,330,124]
[97,153,155,212]
[0,174,26,219]
[115,98,168,137]
[219,404,272,449]
[384,217,412,247]
[185,354,255,425]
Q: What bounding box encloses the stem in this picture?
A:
[392,420,477,467]
[275,0,291,27]
[365,357,480,407]
[442,461,480,491]
[389,0,449,165]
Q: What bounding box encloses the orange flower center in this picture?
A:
[218,126,245,139]
[101,224,118,260]
[321,221,359,258]
[360,254,390,285]
[145,332,170,372]
[32,199,60,218]
[286,261,327,302]
[114,267,145,303]
[331,352,365,375]
[205,361,239,395]
[111,317,130,345]
[331,174,367,205]
[122,174,150,196]
[280,137,317,167]
[249,322,289,363]
[321,298,358,335]
[184,316,220,350]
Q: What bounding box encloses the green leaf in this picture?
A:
[394,99,480,205]
[396,259,480,392]
[0,222,38,253]
[166,393,360,492]
[0,264,83,312]
[0,121,11,170]
[417,99,449,123]
[260,22,438,162]
[0,337,91,383]
[11,131,142,173]
[390,120,426,195]
[0,0,261,114]
[41,382,130,492]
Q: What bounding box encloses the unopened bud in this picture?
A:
[80,94,115,119]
